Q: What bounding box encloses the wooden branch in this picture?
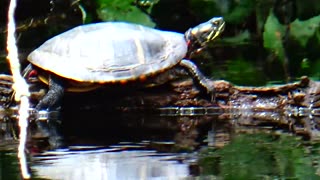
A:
[0,74,319,139]
[0,74,319,113]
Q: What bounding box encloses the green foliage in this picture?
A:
[96,0,155,27]
[0,150,21,180]
[263,11,286,63]
[199,133,320,179]
[186,0,320,84]
[290,15,320,47]
[262,10,320,80]
[301,58,310,69]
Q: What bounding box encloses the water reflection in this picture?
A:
[32,147,189,180]
[0,146,21,180]
[24,109,205,179]
[1,105,320,179]
[199,133,320,179]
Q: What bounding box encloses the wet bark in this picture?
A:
[0,74,319,113]
[1,74,320,140]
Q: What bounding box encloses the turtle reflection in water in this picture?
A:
[25,17,225,110]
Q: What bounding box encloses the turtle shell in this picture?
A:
[28,22,187,84]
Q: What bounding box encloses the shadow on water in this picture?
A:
[0,103,320,179]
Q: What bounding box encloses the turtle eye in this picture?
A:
[212,21,219,26]
[211,17,223,25]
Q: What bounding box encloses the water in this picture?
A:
[0,77,320,179]
[32,148,190,179]
[1,107,320,179]
[1,0,320,179]
[0,109,205,180]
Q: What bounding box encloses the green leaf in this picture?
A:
[301,58,310,69]
[96,0,155,27]
[290,15,320,47]
[263,11,286,62]
[199,133,318,179]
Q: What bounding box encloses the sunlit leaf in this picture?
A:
[263,11,286,62]
[290,15,320,47]
[301,58,310,69]
[96,0,155,27]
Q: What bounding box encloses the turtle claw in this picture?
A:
[199,78,216,102]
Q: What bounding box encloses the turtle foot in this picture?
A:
[198,78,216,102]
[35,74,64,111]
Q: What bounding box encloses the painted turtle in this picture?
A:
[26,17,225,110]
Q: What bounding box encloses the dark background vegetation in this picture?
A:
[0,0,320,86]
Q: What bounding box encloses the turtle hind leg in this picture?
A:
[179,59,215,102]
[36,74,64,111]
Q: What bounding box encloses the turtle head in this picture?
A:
[185,17,225,57]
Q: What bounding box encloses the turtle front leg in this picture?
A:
[36,75,64,110]
[178,59,215,101]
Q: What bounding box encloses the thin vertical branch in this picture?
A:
[6,0,31,179]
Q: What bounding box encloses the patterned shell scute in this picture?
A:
[27,22,188,83]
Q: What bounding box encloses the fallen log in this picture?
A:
[0,74,319,115]
[0,74,320,142]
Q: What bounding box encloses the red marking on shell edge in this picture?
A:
[120,79,128,85]
[28,70,38,78]
[187,40,191,47]
[139,75,147,82]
